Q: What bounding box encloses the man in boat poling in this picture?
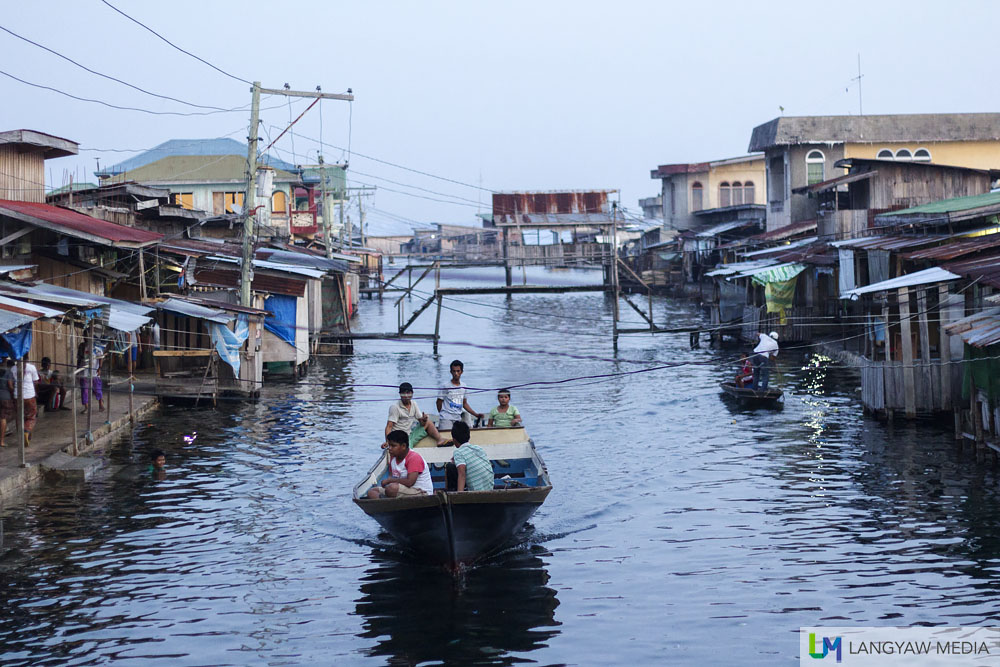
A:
[366,429,435,499]
[751,331,779,391]
[386,382,448,447]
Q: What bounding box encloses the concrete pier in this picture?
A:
[0,379,158,508]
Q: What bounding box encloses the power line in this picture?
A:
[0,24,236,112]
[0,68,246,117]
[99,0,251,85]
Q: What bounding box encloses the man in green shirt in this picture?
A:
[447,421,494,492]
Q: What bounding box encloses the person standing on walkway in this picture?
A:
[0,359,13,447]
[14,358,40,446]
[78,342,104,413]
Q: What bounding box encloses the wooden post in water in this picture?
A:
[611,205,620,352]
[127,340,134,428]
[898,287,915,418]
[87,321,94,442]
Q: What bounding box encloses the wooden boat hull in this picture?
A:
[353,427,552,568]
[719,381,783,402]
[355,486,550,565]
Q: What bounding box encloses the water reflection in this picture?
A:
[355,548,560,665]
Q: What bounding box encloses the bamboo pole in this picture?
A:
[69,326,78,456]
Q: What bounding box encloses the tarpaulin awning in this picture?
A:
[21,283,152,331]
[209,315,249,376]
[840,267,960,300]
[750,263,807,286]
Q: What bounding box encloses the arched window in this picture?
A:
[913,148,931,162]
[806,150,825,184]
[895,148,913,161]
[719,182,731,208]
[877,149,894,159]
[743,181,755,203]
[272,190,287,214]
[731,181,743,206]
[691,182,703,211]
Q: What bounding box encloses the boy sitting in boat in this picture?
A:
[386,382,448,446]
[367,430,434,499]
[487,388,522,428]
[446,421,494,492]
[735,354,753,388]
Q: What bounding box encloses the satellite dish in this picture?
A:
[230,204,243,215]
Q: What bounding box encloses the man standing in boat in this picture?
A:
[386,382,448,447]
[436,359,483,431]
[366,429,434,498]
[751,331,779,391]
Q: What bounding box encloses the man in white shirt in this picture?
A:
[435,359,483,431]
[385,382,447,446]
[14,359,40,444]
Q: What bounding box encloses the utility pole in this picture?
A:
[339,188,347,249]
[241,83,354,306]
[318,155,332,259]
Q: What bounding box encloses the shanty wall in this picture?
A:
[0,146,44,203]
[866,164,991,211]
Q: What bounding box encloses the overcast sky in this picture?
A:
[2,1,998,235]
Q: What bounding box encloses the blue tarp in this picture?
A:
[1,324,32,359]
[264,295,296,345]
[209,315,249,376]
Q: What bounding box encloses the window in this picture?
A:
[213,191,245,214]
[743,181,755,203]
[877,149,894,159]
[806,150,825,185]
[272,190,288,214]
[914,148,931,162]
[731,181,743,206]
[719,182,731,208]
[895,148,913,161]
[691,182,703,211]
[172,192,194,209]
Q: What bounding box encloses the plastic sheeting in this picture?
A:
[208,315,249,376]
[264,294,296,345]
[1,324,32,359]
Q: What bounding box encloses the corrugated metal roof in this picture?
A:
[696,220,757,238]
[841,267,960,299]
[732,262,803,280]
[832,234,950,251]
[904,232,1000,261]
[942,253,1000,289]
[0,282,102,308]
[943,308,1000,347]
[0,200,163,247]
[0,308,36,333]
[255,248,347,273]
[0,265,36,275]
[741,235,818,257]
[207,255,326,279]
[705,259,778,277]
[158,297,232,324]
[879,191,1000,217]
[0,295,63,318]
[791,169,877,195]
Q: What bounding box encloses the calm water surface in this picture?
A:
[3,267,1000,665]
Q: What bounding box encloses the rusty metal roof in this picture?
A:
[832,234,949,251]
[791,170,878,195]
[766,242,838,266]
[904,233,1000,261]
[943,253,1000,289]
[492,191,617,227]
[0,200,162,247]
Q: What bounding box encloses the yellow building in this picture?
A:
[650,154,766,230]
[748,113,1000,231]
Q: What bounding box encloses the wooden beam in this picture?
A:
[621,294,653,325]
[436,285,607,296]
[153,350,213,357]
[898,287,916,418]
[398,293,438,334]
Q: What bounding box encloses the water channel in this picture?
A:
[3,267,1000,665]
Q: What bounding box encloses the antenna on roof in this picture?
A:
[852,53,864,116]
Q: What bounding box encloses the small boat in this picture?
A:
[352,426,552,569]
[719,381,783,403]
